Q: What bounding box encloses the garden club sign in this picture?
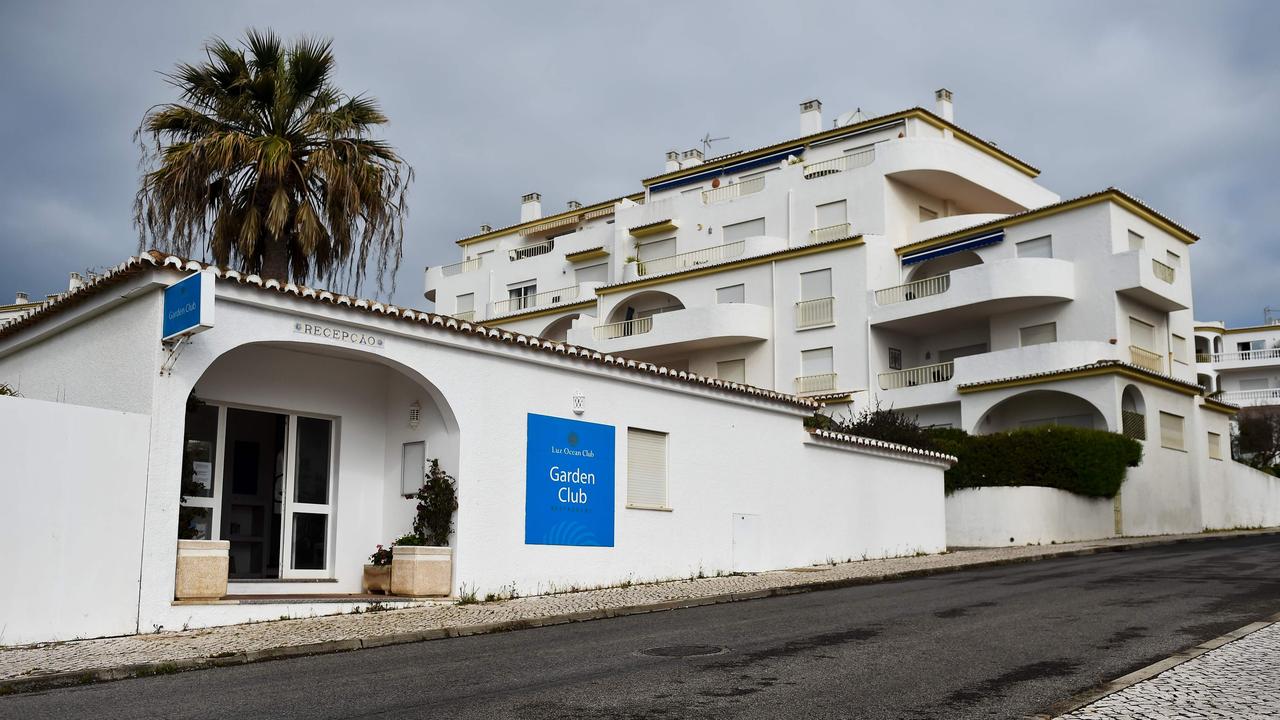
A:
[524,413,615,547]
[161,271,215,341]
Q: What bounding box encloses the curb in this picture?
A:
[3,529,1278,697]
[1030,610,1280,719]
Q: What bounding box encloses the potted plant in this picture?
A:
[362,544,393,595]
[391,459,458,597]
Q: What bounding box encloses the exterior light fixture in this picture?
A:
[409,400,421,429]
[572,390,586,415]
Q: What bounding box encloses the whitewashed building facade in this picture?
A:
[1195,311,1280,407]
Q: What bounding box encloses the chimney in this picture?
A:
[935,88,954,122]
[681,148,704,167]
[480,224,492,234]
[665,150,681,173]
[799,98,823,135]
[14,292,28,305]
[567,199,582,211]
[68,272,84,292]
[520,192,542,223]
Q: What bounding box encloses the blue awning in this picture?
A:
[649,146,806,194]
[902,230,1004,265]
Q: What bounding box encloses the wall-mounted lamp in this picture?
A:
[409,400,421,429]
[572,390,586,415]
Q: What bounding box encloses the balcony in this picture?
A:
[1129,345,1164,374]
[568,303,771,356]
[1151,258,1176,284]
[795,373,838,395]
[637,241,745,276]
[808,222,853,244]
[870,257,1074,333]
[878,361,955,390]
[795,297,835,329]
[802,146,875,179]
[441,256,483,277]
[452,310,476,322]
[701,176,764,204]
[1204,347,1280,368]
[1218,389,1280,407]
[509,238,555,261]
[490,283,594,318]
[1114,250,1189,312]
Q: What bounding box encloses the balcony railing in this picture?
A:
[802,146,876,179]
[878,361,955,390]
[1152,258,1176,284]
[441,257,482,276]
[874,274,951,305]
[1196,353,1212,363]
[452,310,476,322]
[594,316,654,341]
[795,372,837,394]
[509,238,555,261]
[1121,410,1146,440]
[1129,345,1164,374]
[1217,388,1280,406]
[795,297,835,328]
[1206,348,1280,363]
[491,284,582,316]
[637,241,745,276]
[701,176,765,204]
[809,222,852,244]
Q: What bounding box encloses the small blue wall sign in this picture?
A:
[162,271,215,341]
[525,413,615,547]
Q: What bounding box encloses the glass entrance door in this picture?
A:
[282,416,335,578]
[221,408,287,579]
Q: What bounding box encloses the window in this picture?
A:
[627,428,668,510]
[507,281,537,310]
[1171,334,1189,364]
[1020,322,1057,347]
[1127,231,1144,251]
[918,206,938,222]
[1160,412,1184,450]
[716,284,745,304]
[1130,317,1155,350]
[637,237,675,262]
[815,200,847,228]
[1166,250,1182,267]
[800,269,832,301]
[575,263,608,285]
[888,347,902,370]
[455,293,474,316]
[1207,432,1223,461]
[802,347,834,377]
[724,218,766,243]
[1238,340,1265,353]
[717,359,746,384]
[1016,236,1053,259]
[939,343,988,363]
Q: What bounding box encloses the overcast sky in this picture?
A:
[1,1,1277,325]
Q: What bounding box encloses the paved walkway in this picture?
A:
[0,530,1274,692]
[1059,620,1280,719]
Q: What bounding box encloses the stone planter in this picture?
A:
[362,564,392,595]
[390,545,452,597]
[174,539,229,600]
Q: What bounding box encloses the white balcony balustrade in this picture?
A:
[637,241,745,276]
[874,274,951,305]
[1129,345,1164,374]
[701,176,765,204]
[594,317,653,341]
[491,284,583,316]
[795,297,835,329]
[808,223,852,244]
[452,310,476,322]
[802,146,875,179]
[1207,348,1280,363]
[509,238,555,261]
[795,373,837,395]
[1152,258,1176,284]
[1217,388,1280,406]
[878,361,954,390]
[441,256,483,277]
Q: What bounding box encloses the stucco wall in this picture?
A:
[945,486,1114,547]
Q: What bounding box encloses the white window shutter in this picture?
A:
[627,429,668,509]
[724,218,765,243]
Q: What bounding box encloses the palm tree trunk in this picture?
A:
[261,238,289,283]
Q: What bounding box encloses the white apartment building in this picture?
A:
[425,90,1225,448]
[1195,309,1280,407]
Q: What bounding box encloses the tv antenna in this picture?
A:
[700,132,730,156]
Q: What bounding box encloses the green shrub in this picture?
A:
[807,403,938,451]
[928,425,1142,498]
[411,458,459,546]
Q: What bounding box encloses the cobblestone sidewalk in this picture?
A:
[1,530,1274,692]
[1059,621,1280,719]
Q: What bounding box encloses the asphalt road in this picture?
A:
[5,536,1280,720]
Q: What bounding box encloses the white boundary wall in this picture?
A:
[945,486,1114,547]
[0,396,151,644]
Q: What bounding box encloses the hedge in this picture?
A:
[928,425,1142,498]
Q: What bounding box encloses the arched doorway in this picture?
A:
[607,291,685,325]
[541,313,583,342]
[906,250,983,283]
[974,389,1107,435]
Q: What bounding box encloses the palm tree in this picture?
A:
[135,29,413,294]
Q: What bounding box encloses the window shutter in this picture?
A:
[800,269,832,301]
[1016,236,1053,258]
[1019,322,1057,347]
[637,237,676,262]
[815,200,847,228]
[575,263,608,284]
[1130,318,1155,350]
[1207,432,1222,460]
[724,218,765,243]
[1159,412,1184,450]
[717,359,746,384]
[455,293,474,313]
[716,284,745,304]
[627,428,668,509]
[802,347,834,376]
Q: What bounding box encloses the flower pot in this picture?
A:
[174,539,229,600]
[390,545,452,597]
[362,564,392,595]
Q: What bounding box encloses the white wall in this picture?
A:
[945,486,1114,547]
[0,396,151,644]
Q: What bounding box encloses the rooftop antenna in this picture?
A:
[700,132,729,156]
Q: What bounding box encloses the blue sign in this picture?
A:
[162,271,214,341]
[525,413,615,547]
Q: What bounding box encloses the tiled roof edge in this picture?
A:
[806,428,957,466]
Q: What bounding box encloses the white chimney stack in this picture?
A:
[665,150,681,173]
[68,272,84,293]
[520,192,542,223]
[480,224,492,233]
[14,292,28,305]
[681,148,704,167]
[799,99,823,135]
[567,199,582,211]
[935,88,954,122]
